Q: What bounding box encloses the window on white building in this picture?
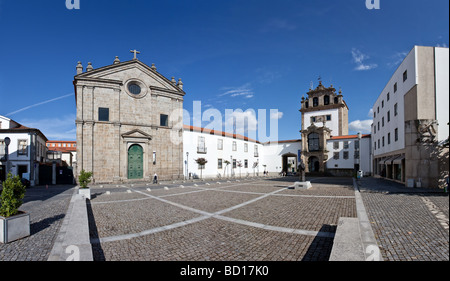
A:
[0,140,5,157]
[18,140,28,156]
[244,143,248,152]
[218,159,223,169]
[333,142,339,150]
[197,136,206,153]
[333,152,339,160]
[343,141,349,149]
[217,139,223,150]
[232,141,237,151]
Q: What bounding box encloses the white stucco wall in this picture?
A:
[435,47,449,142]
[326,136,371,175]
[183,130,263,179]
[302,108,340,136]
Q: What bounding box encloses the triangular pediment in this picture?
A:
[121,129,152,140]
[75,59,184,95]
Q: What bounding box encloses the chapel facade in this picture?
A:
[74,53,185,183]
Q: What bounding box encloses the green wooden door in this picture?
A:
[128,145,143,179]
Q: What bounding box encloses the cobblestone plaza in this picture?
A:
[0,177,448,261]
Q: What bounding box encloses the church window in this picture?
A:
[311,117,316,123]
[334,97,339,104]
[308,133,320,151]
[313,97,319,107]
[326,115,331,121]
[160,114,169,127]
[128,83,141,95]
[305,101,309,108]
[99,107,109,122]
[324,95,330,105]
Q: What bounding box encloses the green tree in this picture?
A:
[78,170,93,189]
[0,173,26,218]
[195,158,208,179]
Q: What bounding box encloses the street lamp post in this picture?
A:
[186,152,189,180]
[4,137,11,175]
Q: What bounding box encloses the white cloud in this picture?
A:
[387,51,408,68]
[219,83,254,99]
[6,93,74,116]
[352,48,378,71]
[349,119,373,134]
[17,115,76,140]
[368,108,374,118]
[270,111,284,120]
[225,109,258,133]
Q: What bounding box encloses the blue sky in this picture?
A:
[0,0,448,141]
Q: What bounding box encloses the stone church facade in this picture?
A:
[74,55,185,183]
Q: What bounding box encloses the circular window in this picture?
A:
[128,83,141,95]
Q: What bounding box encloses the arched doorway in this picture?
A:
[282,153,297,174]
[308,156,320,173]
[128,144,143,179]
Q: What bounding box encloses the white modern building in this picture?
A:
[0,115,48,186]
[372,46,449,188]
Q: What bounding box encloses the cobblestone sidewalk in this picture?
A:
[0,185,74,261]
[357,177,449,261]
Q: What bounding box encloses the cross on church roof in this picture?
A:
[130,49,141,60]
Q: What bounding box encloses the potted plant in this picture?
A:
[0,173,30,244]
[78,170,93,200]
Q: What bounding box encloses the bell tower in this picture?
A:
[299,80,349,173]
